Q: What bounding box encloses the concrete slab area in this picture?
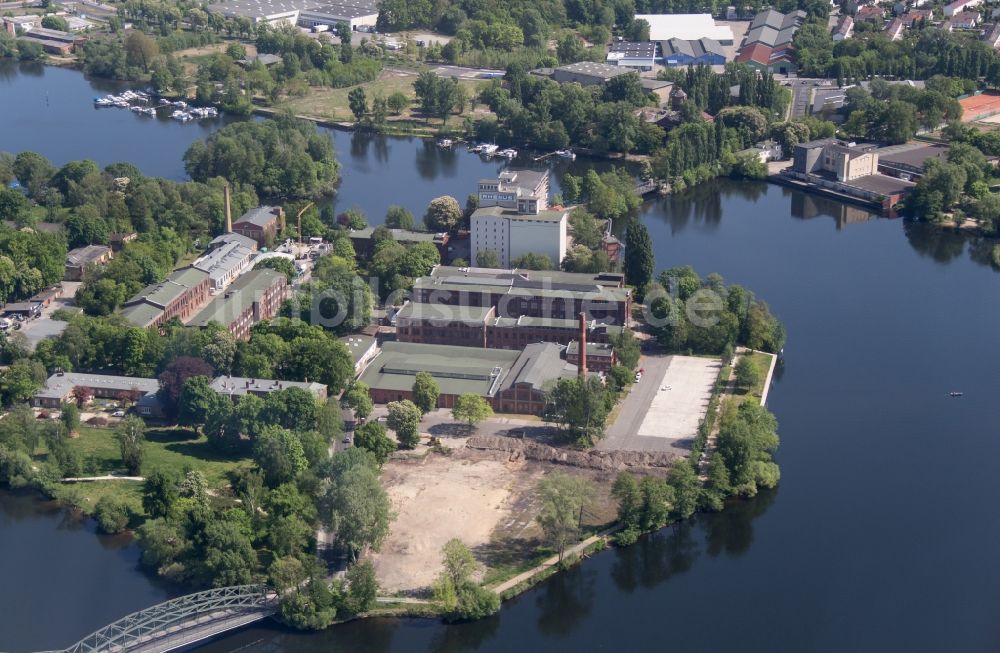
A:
[598,354,720,455]
[637,356,720,439]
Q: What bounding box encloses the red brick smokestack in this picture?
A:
[578,312,588,377]
[224,184,232,233]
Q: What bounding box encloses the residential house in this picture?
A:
[209,376,328,401]
[944,0,981,17]
[855,5,886,23]
[902,9,932,26]
[950,10,979,28]
[65,244,112,281]
[885,17,905,40]
[32,371,162,417]
[832,15,854,41]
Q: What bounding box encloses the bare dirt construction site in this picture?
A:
[371,446,619,594]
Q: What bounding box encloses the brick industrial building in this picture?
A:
[395,301,625,350]
[358,341,580,415]
[187,268,289,340]
[410,266,631,326]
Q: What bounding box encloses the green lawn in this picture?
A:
[274,73,486,125]
[36,425,252,515]
[736,351,775,406]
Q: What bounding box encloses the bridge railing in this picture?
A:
[36,584,278,653]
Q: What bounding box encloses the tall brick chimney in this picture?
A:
[578,312,588,378]
[224,184,232,233]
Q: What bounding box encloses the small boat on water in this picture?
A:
[469,143,483,153]
[950,391,964,397]
[481,144,499,157]
[556,149,576,160]
[173,100,188,109]
[140,107,156,116]
[94,97,112,107]
[159,98,171,105]
[171,110,192,121]
[438,138,453,149]
[129,105,142,112]
[498,148,517,159]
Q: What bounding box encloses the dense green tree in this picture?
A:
[316,450,394,560]
[384,205,415,229]
[386,400,421,449]
[345,559,379,613]
[734,356,762,391]
[536,472,594,560]
[451,393,493,431]
[548,376,609,445]
[142,470,179,519]
[411,372,439,414]
[623,222,654,295]
[184,116,339,198]
[353,421,395,465]
[94,495,131,533]
[423,195,463,232]
[115,415,146,475]
[253,426,308,487]
[343,382,374,420]
[475,248,500,268]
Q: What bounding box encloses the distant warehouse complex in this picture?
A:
[207,0,379,30]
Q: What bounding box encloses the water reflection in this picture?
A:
[534,565,596,637]
[904,220,972,264]
[414,140,461,180]
[789,191,876,230]
[610,490,776,594]
[429,613,500,653]
[704,488,778,558]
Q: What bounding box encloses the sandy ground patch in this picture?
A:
[373,452,531,592]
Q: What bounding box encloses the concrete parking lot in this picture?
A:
[598,354,720,455]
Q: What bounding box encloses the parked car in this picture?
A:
[111,410,125,417]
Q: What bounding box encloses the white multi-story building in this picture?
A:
[477,169,550,213]
[471,169,567,268]
[471,207,567,269]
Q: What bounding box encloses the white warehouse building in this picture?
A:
[208,0,378,29]
[635,13,735,44]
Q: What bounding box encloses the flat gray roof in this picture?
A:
[36,372,159,401]
[471,205,567,223]
[210,375,327,397]
[339,334,378,365]
[556,61,632,80]
[234,206,281,228]
[395,301,495,324]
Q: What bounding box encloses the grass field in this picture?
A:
[274,71,487,125]
[38,425,251,515]
[736,351,775,406]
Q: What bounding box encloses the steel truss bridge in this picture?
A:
[33,584,278,653]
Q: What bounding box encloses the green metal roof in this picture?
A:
[121,302,163,328]
[358,341,520,397]
[187,269,284,328]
